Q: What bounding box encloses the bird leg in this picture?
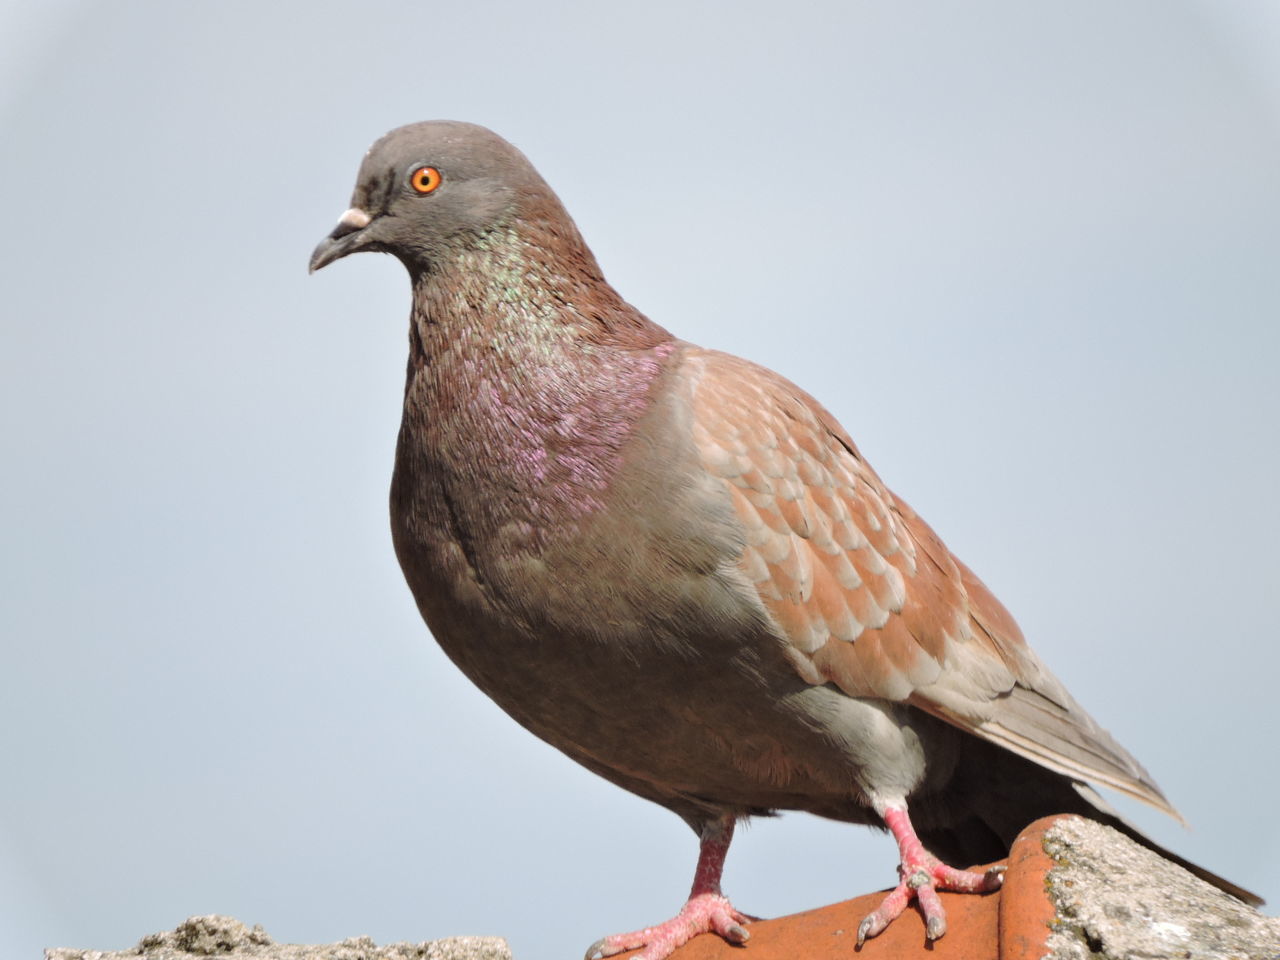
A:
[586,814,750,960]
[857,804,1005,944]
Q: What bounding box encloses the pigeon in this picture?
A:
[309,121,1260,959]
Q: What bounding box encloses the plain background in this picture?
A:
[3,2,1278,957]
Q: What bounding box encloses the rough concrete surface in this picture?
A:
[42,818,1280,960]
[1044,817,1280,960]
[45,915,511,960]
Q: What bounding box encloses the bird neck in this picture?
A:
[399,225,676,513]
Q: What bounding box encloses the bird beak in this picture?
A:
[309,207,374,273]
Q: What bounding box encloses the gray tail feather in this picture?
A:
[912,742,1262,907]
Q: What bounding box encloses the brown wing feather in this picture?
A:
[687,348,1180,820]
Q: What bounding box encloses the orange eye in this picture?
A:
[409,165,442,194]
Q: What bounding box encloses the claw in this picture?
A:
[856,913,884,946]
[924,912,946,940]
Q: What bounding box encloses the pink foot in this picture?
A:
[857,805,1005,944]
[587,815,749,960]
[586,892,751,959]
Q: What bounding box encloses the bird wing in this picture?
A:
[686,348,1180,820]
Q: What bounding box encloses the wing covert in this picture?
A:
[685,348,1178,818]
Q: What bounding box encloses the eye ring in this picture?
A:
[408,165,442,194]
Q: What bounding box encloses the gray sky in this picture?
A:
[3,2,1279,957]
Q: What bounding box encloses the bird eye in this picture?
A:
[409,166,442,194]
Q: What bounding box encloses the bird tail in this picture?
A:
[913,740,1262,907]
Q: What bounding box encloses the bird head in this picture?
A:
[309,120,548,275]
